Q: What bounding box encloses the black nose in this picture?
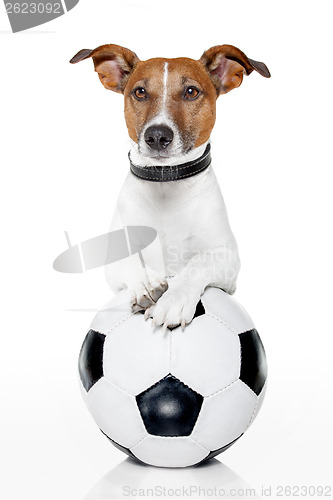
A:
[144,125,174,151]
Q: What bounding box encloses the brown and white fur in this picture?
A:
[70,44,270,330]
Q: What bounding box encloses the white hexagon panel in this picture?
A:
[170,314,240,396]
[191,380,258,451]
[200,287,255,334]
[87,377,147,449]
[131,435,209,468]
[103,313,170,395]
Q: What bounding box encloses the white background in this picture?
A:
[1,1,332,498]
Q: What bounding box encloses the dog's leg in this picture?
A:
[105,247,169,312]
[148,245,240,330]
[105,253,168,312]
[105,209,168,311]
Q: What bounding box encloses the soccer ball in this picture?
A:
[79,287,267,468]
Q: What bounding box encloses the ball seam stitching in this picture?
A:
[205,312,239,336]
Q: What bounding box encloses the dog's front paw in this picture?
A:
[130,275,168,312]
[147,282,201,331]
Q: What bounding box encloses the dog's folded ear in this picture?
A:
[200,45,270,95]
[70,44,140,93]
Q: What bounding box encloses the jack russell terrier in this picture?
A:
[70,44,270,331]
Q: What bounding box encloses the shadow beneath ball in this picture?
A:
[84,456,260,499]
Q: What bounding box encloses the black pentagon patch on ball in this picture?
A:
[136,374,203,437]
[193,300,206,319]
[239,329,267,395]
[78,329,105,392]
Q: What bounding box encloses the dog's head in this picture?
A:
[70,44,270,161]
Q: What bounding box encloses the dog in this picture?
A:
[70,44,270,331]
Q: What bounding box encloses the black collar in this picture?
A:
[129,143,211,182]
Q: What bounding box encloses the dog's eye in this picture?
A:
[184,86,200,100]
[133,87,147,100]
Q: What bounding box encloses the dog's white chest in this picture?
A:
[114,166,234,276]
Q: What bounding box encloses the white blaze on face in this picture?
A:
[135,59,195,164]
[162,61,168,110]
[153,61,169,122]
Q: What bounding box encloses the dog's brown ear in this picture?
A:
[70,44,140,93]
[200,45,270,95]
